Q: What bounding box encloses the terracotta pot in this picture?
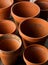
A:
[19,18,48,48]
[0,0,13,20]
[35,2,48,20]
[0,20,16,34]
[23,44,48,65]
[0,34,22,65]
[11,1,40,24]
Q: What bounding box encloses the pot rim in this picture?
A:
[11,1,40,18]
[23,44,48,65]
[19,17,48,42]
[0,34,22,53]
[0,0,14,10]
[0,20,16,34]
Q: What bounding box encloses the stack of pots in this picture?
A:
[0,0,48,65]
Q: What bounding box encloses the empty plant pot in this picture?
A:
[35,2,48,20]
[23,44,48,65]
[0,0,13,20]
[19,18,48,48]
[0,20,16,34]
[0,34,22,65]
[11,1,40,24]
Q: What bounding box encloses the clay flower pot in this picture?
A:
[19,18,48,48]
[0,20,16,34]
[23,44,48,65]
[11,1,40,24]
[35,2,48,20]
[0,34,22,65]
[0,0,13,20]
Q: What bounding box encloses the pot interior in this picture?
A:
[13,2,40,17]
[0,20,16,34]
[20,18,48,38]
[0,39,20,51]
[0,0,13,8]
[24,45,47,63]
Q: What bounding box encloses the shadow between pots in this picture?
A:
[14,0,30,3]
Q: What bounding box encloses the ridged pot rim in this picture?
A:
[0,34,22,54]
[11,1,40,18]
